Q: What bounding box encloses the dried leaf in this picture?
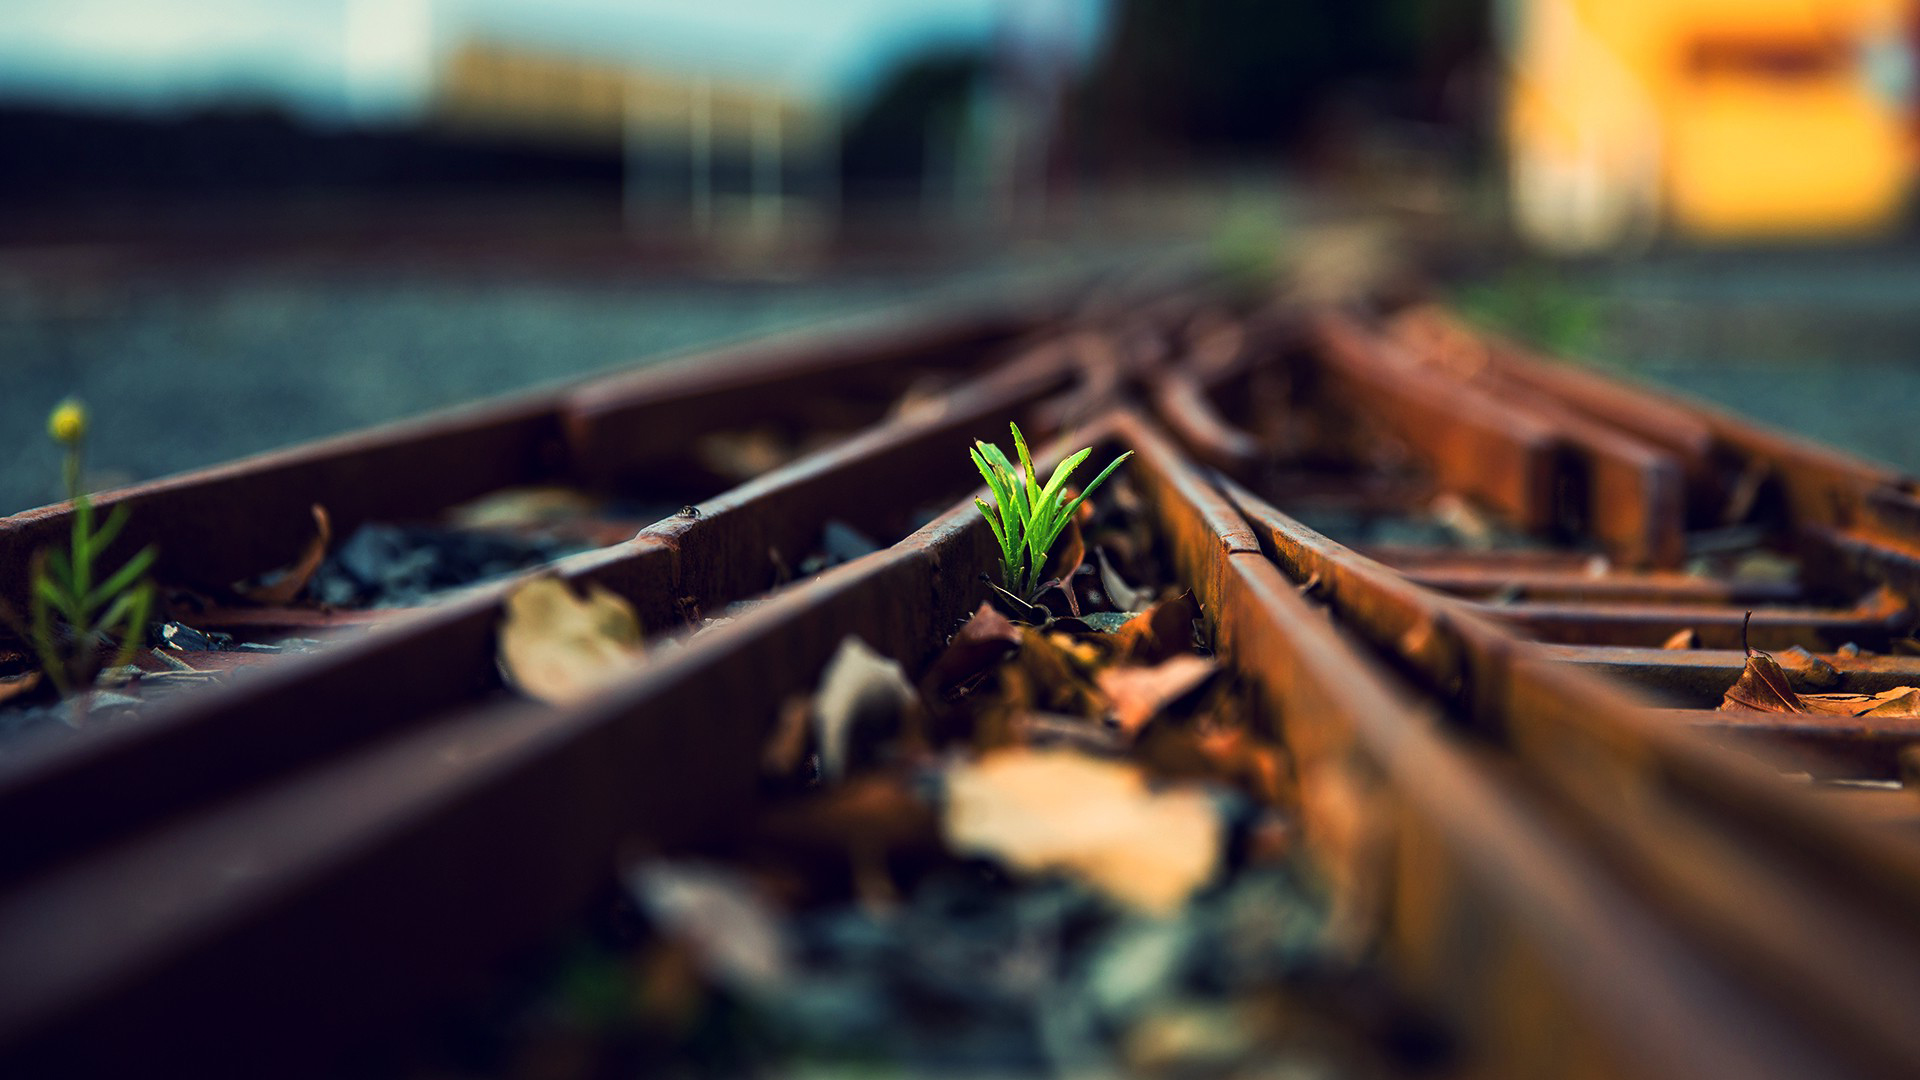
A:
[1858,688,1920,717]
[943,748,1222,914]
[1719,648,1802,713]
[922,602,1022,695]
[1111,591,1202,665]
[625,862,791,991]
[448,486,601,530]
[1006,629,1108,718]
[497,576,643,705]
[1797,687,1920,718]
[235,504,330,606]
[1775,645,1839,690]
[695,429,791,481]
[761,693,815,778]
[1097,655,1217,738]
[1661,629,1698,650]
[759,773,940,864]
[813,636,921,780]
[1718,612,1802,714]
[1097,547,1152,611]
[0,670,42,706]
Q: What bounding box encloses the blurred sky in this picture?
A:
[0,0,1108,121]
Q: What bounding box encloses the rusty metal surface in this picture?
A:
[1472,592,1915,651]
[1116,410,1844,1080]
[1221,476,1920,1078]
[1312,311,1563,530]
[7,286,1920,1076]
[0,289,1074,643]
[0,519,986,1074]
[1541,645,1920,705]
[0,335,1083,894]
[1670,707,1920,780]
[1406,565,1804,605]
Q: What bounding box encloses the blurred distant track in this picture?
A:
[3,272,1920,1077]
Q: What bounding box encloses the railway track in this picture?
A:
[2,275,1918,1076]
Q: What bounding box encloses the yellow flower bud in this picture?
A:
[47,398,87,446]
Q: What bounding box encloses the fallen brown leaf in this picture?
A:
[624,862,791,991]
[448,486,601,530]
[497,576,643,705]
[922,602,1021,695]
[1097,655,1217,739]
[757,773,941,863]
[1661,629,1698,650]
[1719,646,1801,713]
[695,428,791,481]
[1775,645,1840,690]
[1110,591,1202,665]
[235,504,330,606]
[812,636,923,780]
[1718,611,1803,714]
[943,747,1222,915]
[1795,687,1920,718]
[0,670,42,706]
[761,693,814,778]
[1003,629,1108,719]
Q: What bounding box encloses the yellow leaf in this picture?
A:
[943,747,1221,915]
[497,577,642,705]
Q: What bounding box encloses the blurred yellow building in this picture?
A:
[1506,0,1916,251]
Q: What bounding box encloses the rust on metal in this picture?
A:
[1311,310,1563,530]
[7,283,1920,1078]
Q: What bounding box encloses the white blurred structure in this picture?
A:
[433,40,839,252]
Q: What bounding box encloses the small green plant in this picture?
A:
[971,423,1132,599]
[26,398,156,695]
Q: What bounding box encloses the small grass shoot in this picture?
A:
[25,398,156,695]
[971,423,1131,600]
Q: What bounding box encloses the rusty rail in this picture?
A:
[4,281,1920,1076]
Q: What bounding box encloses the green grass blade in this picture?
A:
[1032,446,1093,543]
[1039,448,1091,509]
[44,547,75,595]
[84,545,156,615]
[28,579,70,697]
[975,497,1010,560]
[104,582,154,669]
[71,495,93,599]
[88,502,130,560]
[971,448,1012,521]
[1011,423,1039,494]
[34,572,81,626]
[1056,451,1133,525]
[978,441,1032,520]
[970,445,1000,491]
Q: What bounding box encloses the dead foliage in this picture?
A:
[497,576,643,705]
[1720,611,1920,717]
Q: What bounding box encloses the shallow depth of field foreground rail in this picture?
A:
[3,278,1920,1077]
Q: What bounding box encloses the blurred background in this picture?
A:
[4,0,1920,513]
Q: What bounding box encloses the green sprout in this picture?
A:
[971,423,1132,599]
[26,398,156,695]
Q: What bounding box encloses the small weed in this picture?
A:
[971,423,1131,599]
[22,398,156,695]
